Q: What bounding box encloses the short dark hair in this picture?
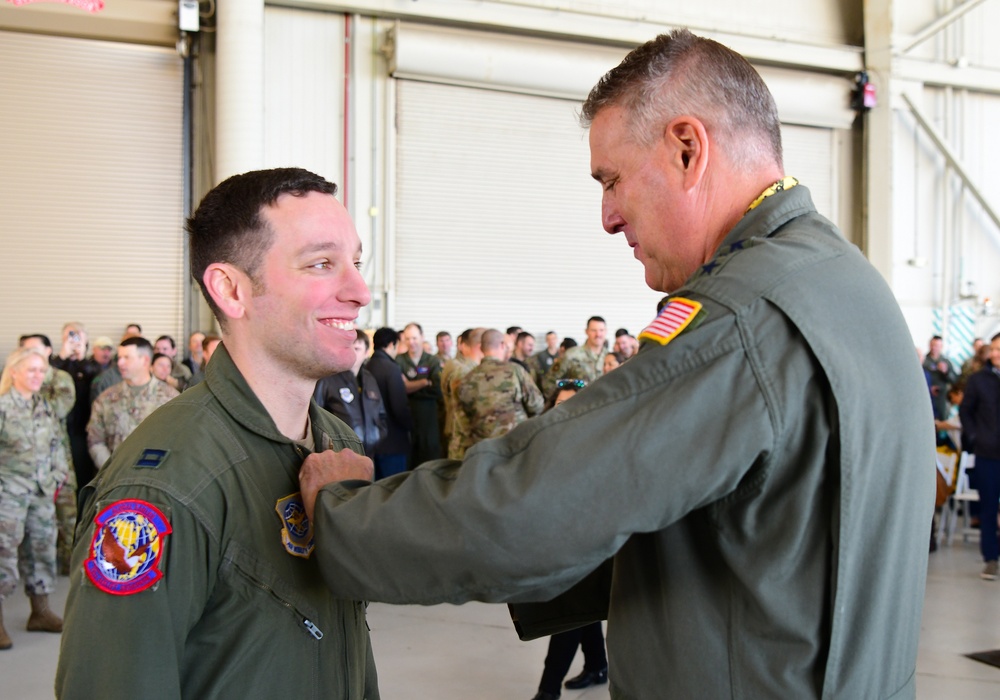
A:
[587,316,606,326]
[151,352,170,365]
[19,334,52,349]
[930,335,943,342]
[516,331,534,344]
[373,327,399,350]
[506,326,522,336]
[120,336,154,359]
[560,337,578,352]
[126,323,143,333]
[187,167,338,327]
[436,331,451,340]
[615,327,629,337]
[155,335,176,349]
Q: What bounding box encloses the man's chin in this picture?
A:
[316,351,356,378]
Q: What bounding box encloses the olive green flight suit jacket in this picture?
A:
[56,344,378,700]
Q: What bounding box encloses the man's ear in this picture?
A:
[203,263,250,322]
[663,116,709,189]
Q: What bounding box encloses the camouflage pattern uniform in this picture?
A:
[441,356,478,459]
[0,390,70,601]
[39,366,77,574]
[87,379,179,469]
[457,357,544,446]
[542,345,607,397]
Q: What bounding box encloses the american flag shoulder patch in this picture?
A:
[639,297,703,346]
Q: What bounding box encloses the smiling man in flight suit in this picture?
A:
[56,168,379,699]
[299,30,934,700]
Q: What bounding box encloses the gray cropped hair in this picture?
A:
[581,29,783,173]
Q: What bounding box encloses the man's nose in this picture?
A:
[602,195,625,234]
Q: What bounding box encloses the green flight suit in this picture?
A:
[309,186,933,699]
[396,351,443,463]
[56,344,379,700]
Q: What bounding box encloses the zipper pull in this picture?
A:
[303,619,324,640]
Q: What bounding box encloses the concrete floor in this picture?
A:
[2,541,998,699]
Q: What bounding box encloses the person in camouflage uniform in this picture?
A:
[458,329,544,447]
[87,337,179,469]
[20,334,77,575]
[441,327,485,459]
[542,317,608,396]
[0,347,71,649]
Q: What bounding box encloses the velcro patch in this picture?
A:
[639,298,704,346]
[275,493,314,558]
[135,448,168,469]
[85,500,172,595]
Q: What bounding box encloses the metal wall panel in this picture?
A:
[0,30,183,357]
[392,79,662,343]
[263,7,347,185]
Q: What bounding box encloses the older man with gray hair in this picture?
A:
[301,30,933,699]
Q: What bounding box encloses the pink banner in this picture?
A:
[6,0,104,12]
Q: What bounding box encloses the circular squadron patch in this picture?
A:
[84,500,172,595]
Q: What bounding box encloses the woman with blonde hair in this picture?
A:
[0,347,69,650]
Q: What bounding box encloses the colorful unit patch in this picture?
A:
[275,493,314,558]
[84,500,172,595]
[639,297,703,346]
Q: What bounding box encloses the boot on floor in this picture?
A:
[0,603,12,649]
[26,594,63,633]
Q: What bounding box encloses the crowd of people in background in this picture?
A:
[312,317,639,481]
[924,333,1000,581]
[5,314,996,661]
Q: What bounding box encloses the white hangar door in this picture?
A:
[0,30,184,354]
[388,25,850,342]
[393,78,662,343]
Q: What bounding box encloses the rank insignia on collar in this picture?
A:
[275,493,314,558]
[639,297,704,346]
[84,500,172,595]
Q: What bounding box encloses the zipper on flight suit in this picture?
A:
[242,569,324,640]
